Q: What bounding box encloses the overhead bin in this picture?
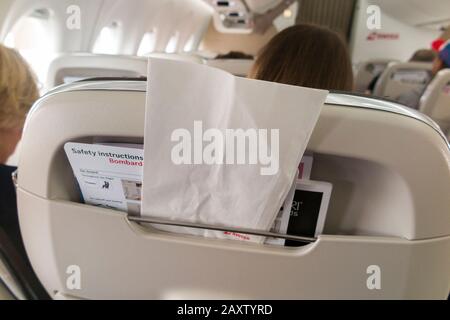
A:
[16,80,450,299]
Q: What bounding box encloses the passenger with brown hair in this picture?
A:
[0,44,39,250]
[409,49,437,63]
[249,24,354,91]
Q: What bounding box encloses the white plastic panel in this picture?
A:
[17,192,450,299]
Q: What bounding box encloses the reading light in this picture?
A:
[283,9,292,18]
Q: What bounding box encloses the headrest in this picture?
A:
[146,53,205,65]
[419,69,450,133]
[373,62,432,98]
[46,53,148,91]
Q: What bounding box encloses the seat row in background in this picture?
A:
[46,52,254,89]
[7,53,444,168]
[51,52,447,140]
[4,52,254,167]
[355,59,450,140]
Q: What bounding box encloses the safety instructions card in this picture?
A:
[64,142,144,215]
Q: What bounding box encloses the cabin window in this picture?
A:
[165,32,180,53]
[137,31,157,56]
[92,22,121,55]
[4,9,56,88]
[183,34,196,52]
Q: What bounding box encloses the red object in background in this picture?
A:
[432,38,445,52]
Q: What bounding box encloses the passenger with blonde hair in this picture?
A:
[0,44,39,250]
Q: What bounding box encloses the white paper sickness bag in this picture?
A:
[142,58,328,243]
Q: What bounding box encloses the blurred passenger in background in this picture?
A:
[397,42,450,109]
[431,41,450,75]
[249,24,354,91]
[367,49,437,95]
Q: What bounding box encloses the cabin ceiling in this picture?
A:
[370,0,450,29]
[245,0,281,14]
[204,0,450,32]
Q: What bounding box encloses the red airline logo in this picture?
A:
[367,32,400,41]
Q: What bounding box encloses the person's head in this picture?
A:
[249,24,353,91]
[432,41,450,76]
[216,51,254,60]
[409,49,436,63]
[0,44,39,164]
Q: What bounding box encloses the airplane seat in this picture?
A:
[16,81,450,299]
[146,52,206,65]
[419,69,450,135]
[0,226,49,300]
[0,282,14,300]
[205,58,254,77]
[46,53,148,90]
[354,59,395,93]
[373,62,433,108]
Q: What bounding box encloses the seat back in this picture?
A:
[354,59,394,93]
[205,58,254,77]
[373,62,433,103]
[419,69,450,135]
[146,52,205,65]
[46,53,148,90]
[16,81,450,299]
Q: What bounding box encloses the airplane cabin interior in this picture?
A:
[0,0,449,301]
